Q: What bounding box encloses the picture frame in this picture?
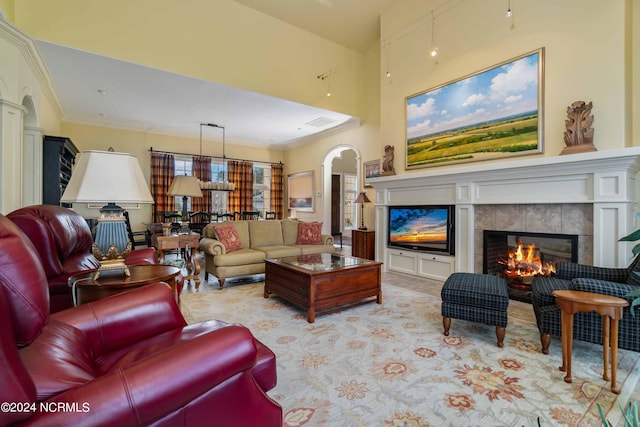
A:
[406,48,544,169]
[288,171,315,212]
[363,159,381,187]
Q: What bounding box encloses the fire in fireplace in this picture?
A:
[483,230,578,302]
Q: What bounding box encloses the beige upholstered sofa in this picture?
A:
[199,220,335,287]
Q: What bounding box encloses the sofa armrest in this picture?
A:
[199,237,226,255]
[21,325,281,427]
[51,283,186,356]
[556,261,628,282]
[572,278,639,301]
[321,234,334,245]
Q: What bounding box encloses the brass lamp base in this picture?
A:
[91,242,132,280]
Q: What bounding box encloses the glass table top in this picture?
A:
[273,253,374,272]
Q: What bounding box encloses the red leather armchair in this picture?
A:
[7,205,157,313]
[0,214,282,426]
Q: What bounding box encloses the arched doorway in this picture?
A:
[321,145,361,237]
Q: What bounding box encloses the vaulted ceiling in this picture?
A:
[37,0,395,148]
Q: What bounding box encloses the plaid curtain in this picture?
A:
[192,155,212,213]
[270,163,284,219]
[150,152,175,223]
[228,160,254,214]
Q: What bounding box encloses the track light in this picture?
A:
[430,11,438,58]
[506,0,512,17]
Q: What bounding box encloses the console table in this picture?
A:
[155,234,201,289]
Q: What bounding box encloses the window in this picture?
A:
[173,157,273,216]
[253,163,271,217]
[209,158,229,214]
[343,174,357,229]
[173,156,194,214]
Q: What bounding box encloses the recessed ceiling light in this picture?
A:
[97,89,107,95]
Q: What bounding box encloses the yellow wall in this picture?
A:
[284,40,381,228]
[59,122,284,228]
[3,0,638,228]
[13,0,366,119]
[380,0,637,176]
[0,0,13,21]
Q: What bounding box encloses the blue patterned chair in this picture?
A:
[531,256,640,354]
[441,273,509,347]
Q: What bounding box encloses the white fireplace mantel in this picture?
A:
[370,147,640,274]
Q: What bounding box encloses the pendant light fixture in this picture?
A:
[199,123,235,192]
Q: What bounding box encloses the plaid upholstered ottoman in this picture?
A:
[441,272,509,347]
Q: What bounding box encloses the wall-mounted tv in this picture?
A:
[387,205,455,255]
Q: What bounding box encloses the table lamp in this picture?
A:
[355,191,371,230]
[61,150,154,279]
[167,175,203,221]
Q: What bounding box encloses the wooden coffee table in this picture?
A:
[264,253,382,323]
[69,264,181,306]
[553,290,629,394]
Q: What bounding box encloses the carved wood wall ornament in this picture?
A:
[381,145,396,176]
[561,100,596,155]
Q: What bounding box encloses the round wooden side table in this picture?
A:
[552,290,629,394]
[69,264,181,306]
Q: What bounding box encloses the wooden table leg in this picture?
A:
[562,311,574,383]
[183,246,201,289]
[560,310,568,372]
[191,246,201,289]
[602,315,610,382]
[611,318,621,394]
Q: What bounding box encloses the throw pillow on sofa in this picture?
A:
[214,224,243,252]
[297,221,322,245]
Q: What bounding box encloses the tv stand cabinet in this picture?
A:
[386,248,454,281]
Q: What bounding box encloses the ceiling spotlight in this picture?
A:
[97,89,107,95]
[386,71,391,78]
[506,0,512,17]
[431,48,438,57]
[326,91,331,97]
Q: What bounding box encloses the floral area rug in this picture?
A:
[180,283,640,427]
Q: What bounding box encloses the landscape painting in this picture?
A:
[288,171,314,212]
[406,48,544,168]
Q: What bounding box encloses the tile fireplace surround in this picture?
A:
[370,147,640,277]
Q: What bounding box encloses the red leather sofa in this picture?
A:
[7,205,158,313]
[0,213,282,426]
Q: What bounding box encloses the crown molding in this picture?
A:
[0,19,64,118]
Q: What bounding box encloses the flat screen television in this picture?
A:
[387,205,455,255]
